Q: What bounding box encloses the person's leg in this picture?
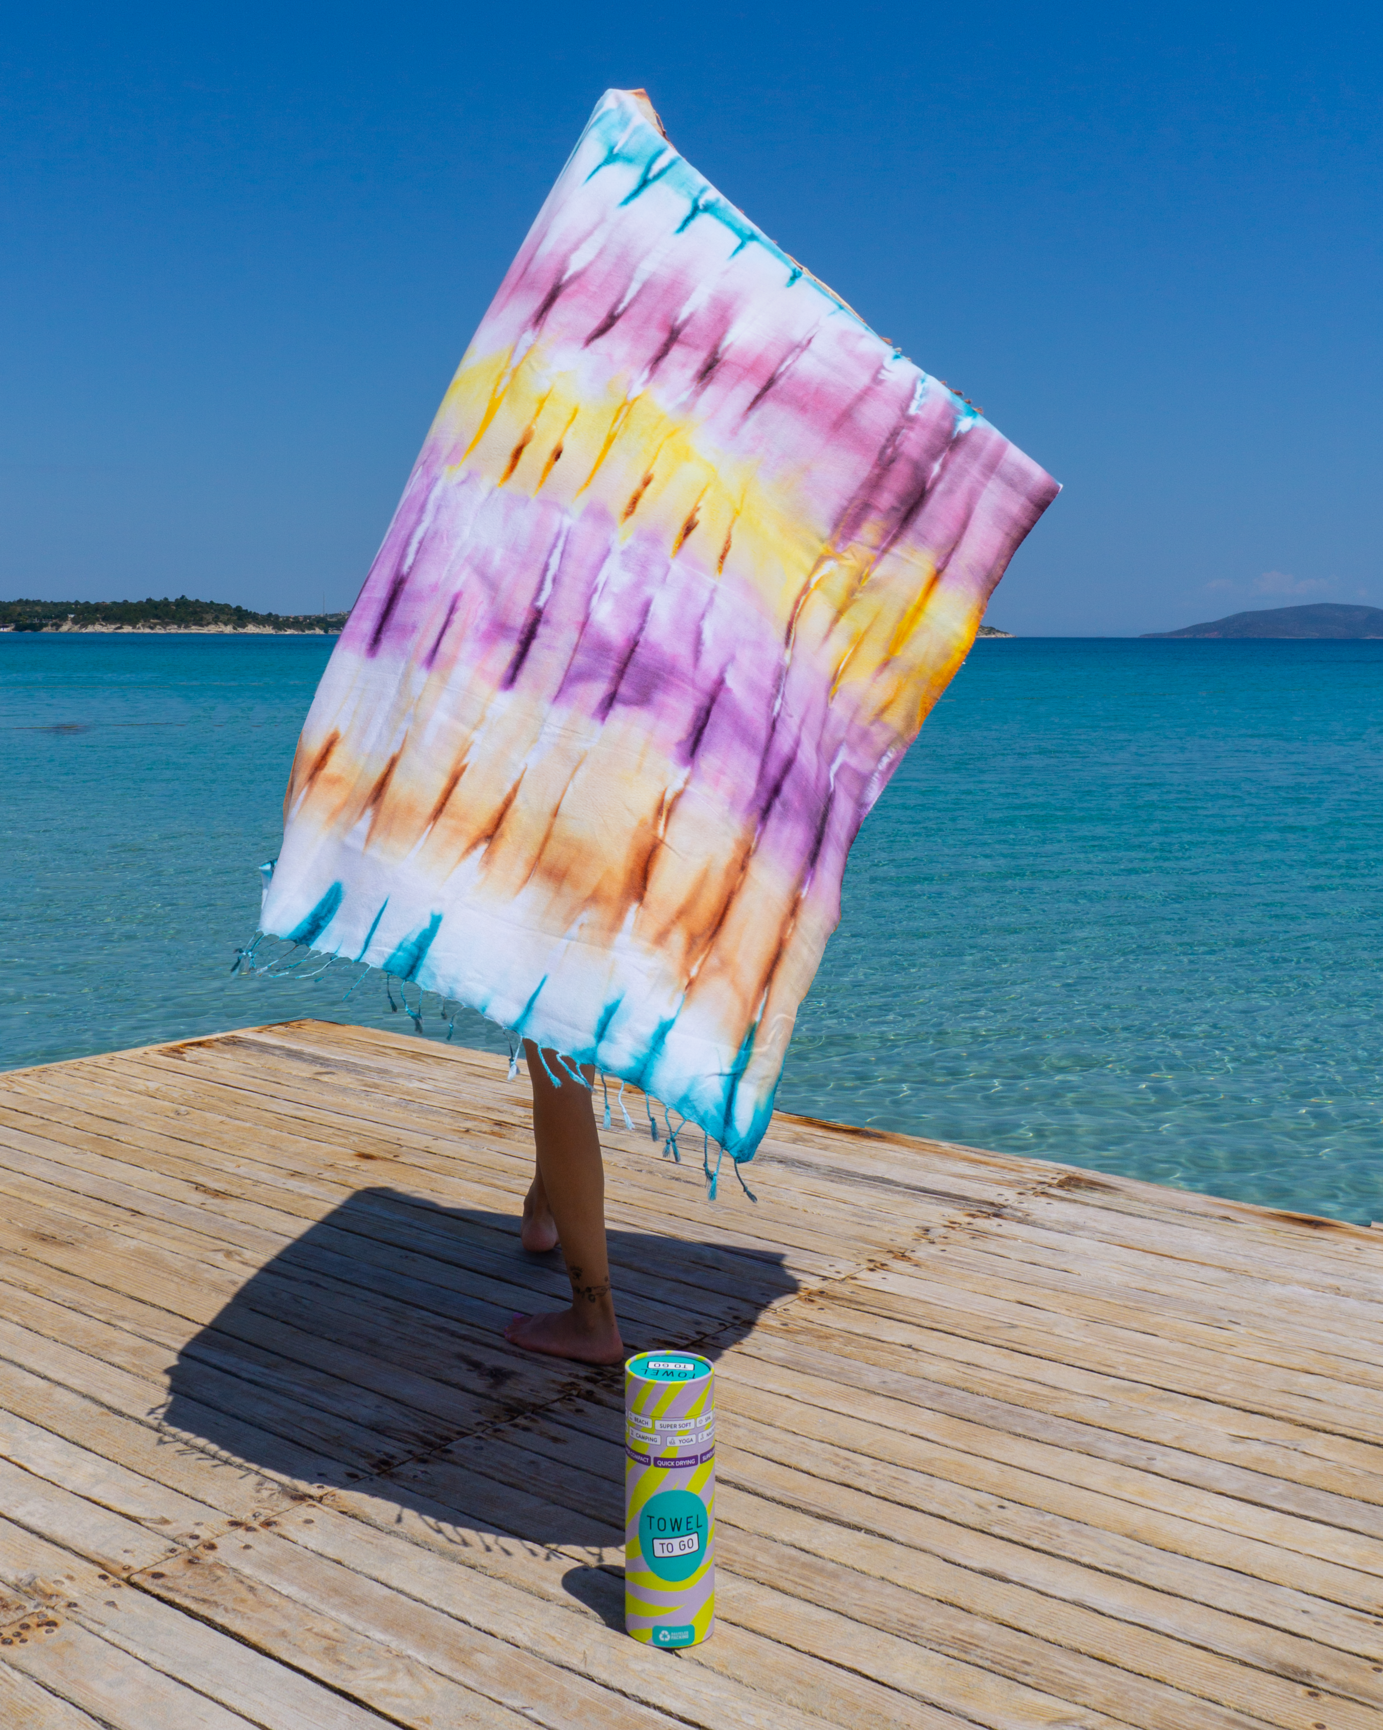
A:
[519,1151,558,1253]
[505,1042,623,1364]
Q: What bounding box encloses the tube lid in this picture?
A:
[626,1351,713,1385]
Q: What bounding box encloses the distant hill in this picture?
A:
[0,596,348,634]
[975,624,1013,638]
[1142,603,1383,640]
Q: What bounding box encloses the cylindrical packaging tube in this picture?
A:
[624,1350,715,1647]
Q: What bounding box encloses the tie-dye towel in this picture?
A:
[254,87,1059,1172]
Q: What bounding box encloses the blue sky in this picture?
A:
[3,3,1378,634]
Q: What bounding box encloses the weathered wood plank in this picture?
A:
[704,1569,1144,1728]
[748,1305,1383,1535]
[319,1474,975,1730]
[248,1499,1098,1730]
[1035,1169,1382,1262]
[0,1095,790,1319]
[378,1415,1372,1728]
[0,1404,225,1539]
[957,1215,1383,1339]
[1012,1192,1383,1300]
[136,1025,949,1233]
[0,1311,348,1493]
[231,1023,1024,1217]
[0,1080,846,1296]
[3,1017,1380,1730]
[705,1385,1383,1647]
[909,1237,1383,1373]
[0,1517,395,1728]
[716,1481,1383,1719]
[2,1620,262,1729]
[0,1659,109,1729]
[718,1327,1383,1579]
[0,1204,565,1422]
[0,1457,181,1577]
[0,1353,938,1730]
[244,1021,1050,1203]
[0,1356,313,1526]
[5,1060,856,1276]
[137,1523,797,1730]
[823,1273,1383,1460]
[512,1388,1383,1665]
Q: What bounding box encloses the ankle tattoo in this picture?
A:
[566,1265,611,1305]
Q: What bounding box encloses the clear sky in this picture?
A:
[4,3,1378,634]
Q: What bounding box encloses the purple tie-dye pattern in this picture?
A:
[259,88,1058,1165]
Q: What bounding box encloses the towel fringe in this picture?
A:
[663,1110,686,1164]
[557,1053,592,1090]
[235,931,758,1200]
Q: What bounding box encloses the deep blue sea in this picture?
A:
[2,632,1379,1222]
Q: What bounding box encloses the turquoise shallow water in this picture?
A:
[2,633,1379,1222]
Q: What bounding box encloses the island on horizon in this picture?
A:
[0,596,348,634]
[4,594,1020,640]
[1142,602,1383,640]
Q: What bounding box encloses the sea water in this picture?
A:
[2,632,1379,1223]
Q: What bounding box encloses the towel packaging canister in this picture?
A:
[624,1350,715,1646]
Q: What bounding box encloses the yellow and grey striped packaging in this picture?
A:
[624,1350,715,1646]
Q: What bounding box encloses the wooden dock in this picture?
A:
[0,1020,1380,1728]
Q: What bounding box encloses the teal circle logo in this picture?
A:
[639,1490,710,1582]
[627,1351,711,1384]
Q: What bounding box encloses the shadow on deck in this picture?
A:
[161,1186,796,1577]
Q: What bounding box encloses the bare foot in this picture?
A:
[520,1180,559,1254]
[504,1307,624,1365]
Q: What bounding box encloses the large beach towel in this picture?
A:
[253,87,1059,1173]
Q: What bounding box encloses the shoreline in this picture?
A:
[8,623,1009,640]
[0,624,340,636]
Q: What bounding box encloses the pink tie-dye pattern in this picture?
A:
[258,88,1059,1165]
